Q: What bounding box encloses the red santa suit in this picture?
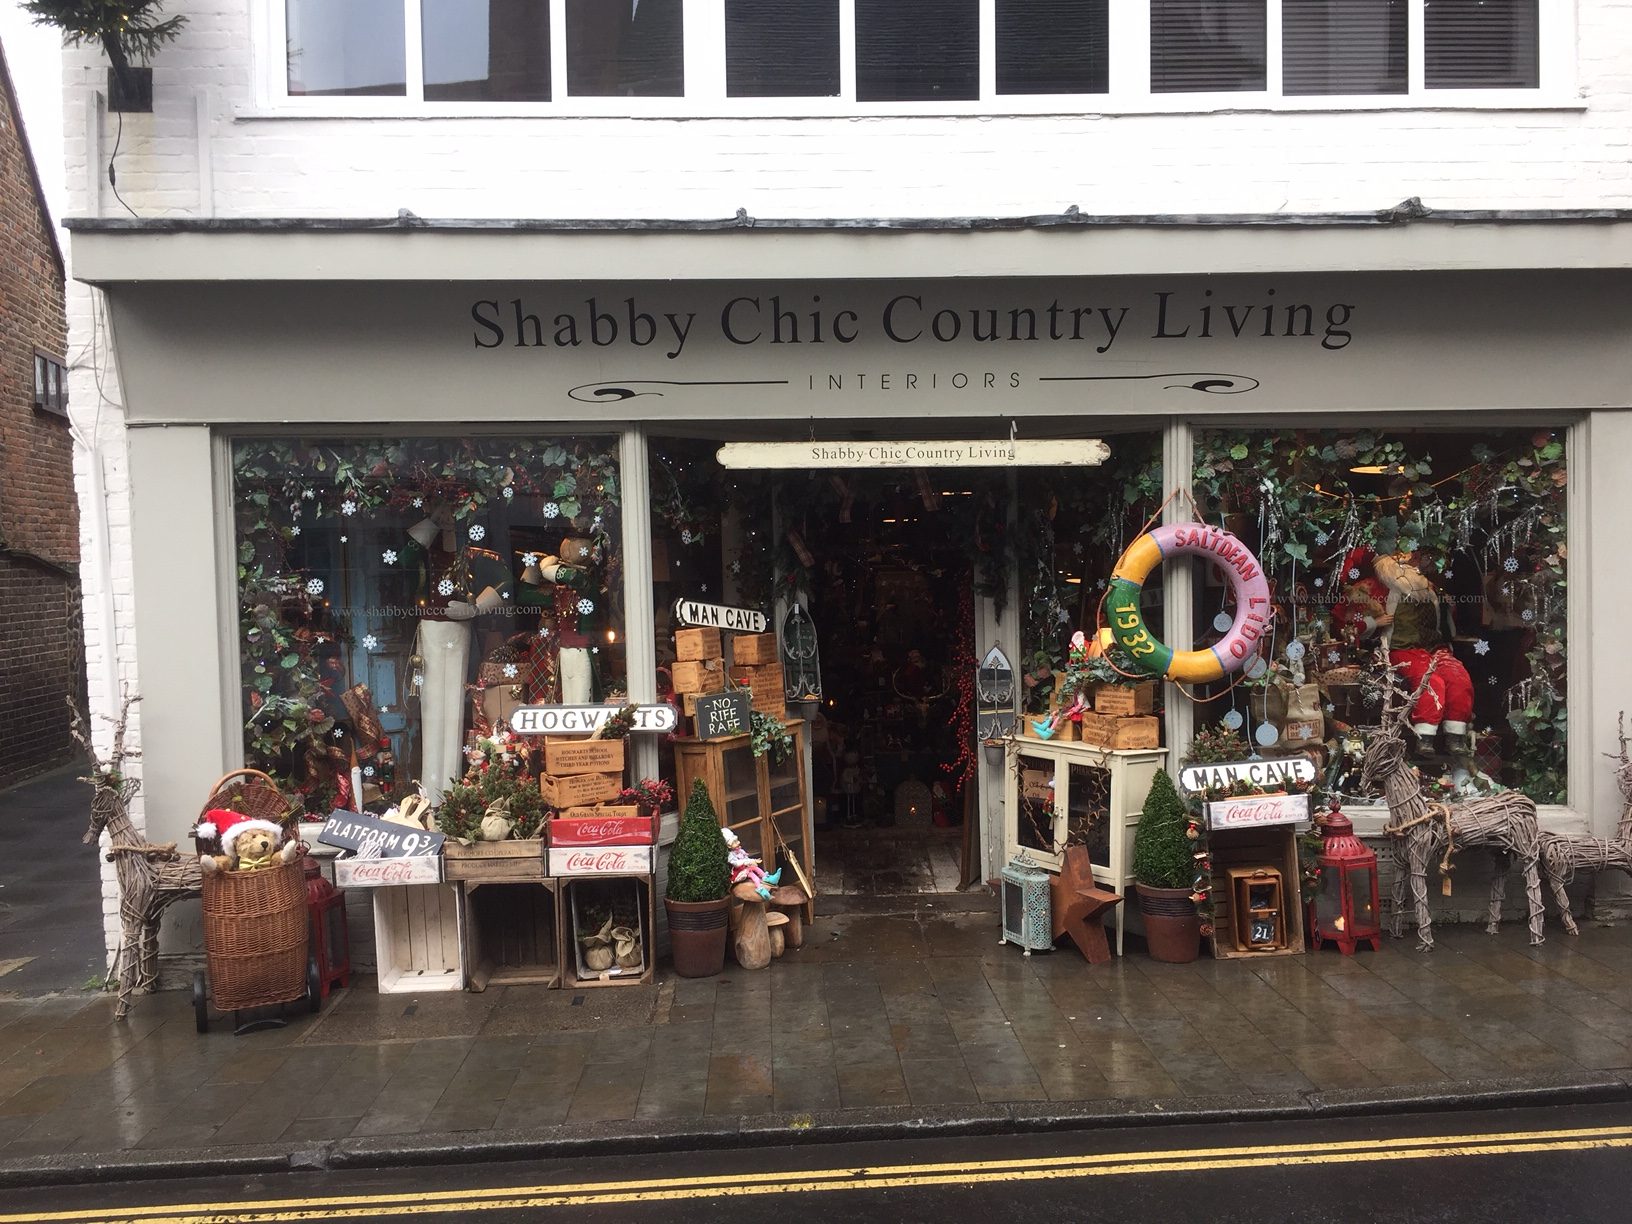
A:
[1374,552,1473,738]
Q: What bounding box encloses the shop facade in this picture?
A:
[65,220,1632,963]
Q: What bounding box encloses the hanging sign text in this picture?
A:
[316,810,444,858]
[674,598,768,634]
[1179,757,1316,794]
[1206,792,1311,831]
[716,439,1109,470]
[695,690,753,740]
[510,703,679,736]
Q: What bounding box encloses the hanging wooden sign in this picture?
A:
[781,604,823,701]
[716,439,1110,469]
[1178,757,1316,794]
[673,598,768,634]
[317,810,445,858]
[695,690,753,740]
[510,704,679,736]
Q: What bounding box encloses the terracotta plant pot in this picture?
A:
[664,897,730,978]
[1135,883,1202,964]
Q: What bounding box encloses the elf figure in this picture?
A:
[1342,546,1474,749]
[721,828,781,899]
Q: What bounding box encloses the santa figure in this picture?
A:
[1339,546,1473,746]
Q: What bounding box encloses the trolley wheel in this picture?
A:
[193,970,209,1033]
[307,957,322,1013]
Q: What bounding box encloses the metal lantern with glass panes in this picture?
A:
[1308,799,1382,956]
[999,860,1054,955]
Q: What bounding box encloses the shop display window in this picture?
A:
[232,436,623,816]
[286,0,407,97]
[1190,428,1567,803]
[423,0,552,102]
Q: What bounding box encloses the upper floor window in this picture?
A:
[269,0,1558,114]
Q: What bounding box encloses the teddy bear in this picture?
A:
[195,809,301,874]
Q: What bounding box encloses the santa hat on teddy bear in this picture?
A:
[196,809,283,854]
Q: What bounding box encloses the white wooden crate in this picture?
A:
[372,882,465,994]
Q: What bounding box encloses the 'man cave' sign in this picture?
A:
[674,599,767,634]
[316,810,444,858]
[1178,757,1316,794]
[510,704,679,736]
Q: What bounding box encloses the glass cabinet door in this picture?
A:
[721,741,763,859]
[1067,761,1112,869]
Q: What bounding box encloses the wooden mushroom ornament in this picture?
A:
[765,911,790,958]
[766,885,809,951]
[731,882,773,970]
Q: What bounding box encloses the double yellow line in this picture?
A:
[11,1123,1632,1222]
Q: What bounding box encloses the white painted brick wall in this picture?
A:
[59,2,1632,955]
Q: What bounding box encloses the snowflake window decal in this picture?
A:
[542,502,561,519]
[382,549,398,565]
[411,497,424,509]
[680,529,695,546]
[502,663,518,679]
[1504,557,1520,573]
[1473,640,1491,656]
[577,598,595,615]
[362,634,378,650]
[469,524,487,542]
[363,765,376,778]
[437,578,456,597]
[305,578,325,596]
[341,499,357,516]
[522,553,539,568]
[502,487,515,500]
[1521,608,1536,622]
[1314,531,1330,546]
[302,488,315,500]
[290,525,301,537]
[1348,567,1361,580]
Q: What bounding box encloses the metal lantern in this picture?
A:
[999,861,1054,954]
[1308,799,1382,955]
[303,855,352,998]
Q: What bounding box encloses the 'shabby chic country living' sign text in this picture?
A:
[715,439,1108,470]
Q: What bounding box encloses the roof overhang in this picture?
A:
[65,206,1632,284]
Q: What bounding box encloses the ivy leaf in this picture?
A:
[1229,444,1249,461]
[1283,541,1311,565]
[558,498,581,519]
[280,654,300,669]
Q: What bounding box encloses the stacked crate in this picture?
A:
[729,633,786,720]
[1078,682,1160,750]
[673,627,727,716]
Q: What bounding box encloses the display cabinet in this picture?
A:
[675,720,813,921]
[1003,738,1167,956]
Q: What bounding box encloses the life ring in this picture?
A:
[1106,523,1272,684]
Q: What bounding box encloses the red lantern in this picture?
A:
[303,855,352,998]
[1308,799,1382,955]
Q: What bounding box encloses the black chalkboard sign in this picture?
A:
[316,810,444,858]
[695,691,752,740]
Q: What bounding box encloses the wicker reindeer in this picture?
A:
[1360,665,1545,950]
[72,696,203,1019]
[1539,714,1632,935]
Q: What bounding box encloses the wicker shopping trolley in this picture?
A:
[192,771,321,1034]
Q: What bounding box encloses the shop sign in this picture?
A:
[317,810,444,858]
[694,690,752,740]
[548,846,656,876]
[511,704,679,736]
[716,439,1109,470]
[334,854,445,888]
[674,598,768,634]
[1178,757,1316,794]
[1205,792,1311,831]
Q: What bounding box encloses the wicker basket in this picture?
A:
[200,859,310,1012]
[196,769,299,851]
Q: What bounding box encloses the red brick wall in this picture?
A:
[0,47,77,785]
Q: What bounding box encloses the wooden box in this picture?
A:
[1093,682,1156,717]
[675,627,723,662]
[672,659,726,694]
[1077,712,1160,750]
[372,882,464,993]
[540,771,624,808]
[732,633,779,665]
[549,845,656,876]
[563,874,655,988]
[1227,866,1287,951]
[551,809,655,845]
[460,878,560,991]
[543,736,625,776]
[1207,826,1306,960]
[729,663,784,693]
[442,838,546,883]
[749,688,787,719]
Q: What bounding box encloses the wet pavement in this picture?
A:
[1,904,1631,1162]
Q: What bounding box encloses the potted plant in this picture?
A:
[664,779,731,977]
[1132,769,1202,963]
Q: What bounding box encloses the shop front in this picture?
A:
[68,220,1632,979]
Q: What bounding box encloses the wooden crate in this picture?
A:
[540,771,624,808]
[561,874,656,988]
[443,838,547,883]
[749,688,787,719]
[672,659,726,694]
[1226,866,1287,951]
[730,663,784,692]
[1207,825,1306,960]
[732,633,779,665]
[373,882,464,993]
[543,736,625,776]
[1092,682,1156,717]
[675,627,723,662]
[460,878,561,991]
[1077,712,1160,750]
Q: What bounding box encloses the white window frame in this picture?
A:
[249,0,1579,119]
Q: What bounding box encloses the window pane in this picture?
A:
[424,0,550,101]
[1283,0,1406,95]
[726,0,839,98]
[232,436,625,816]
[1151,0,1266,93]
[1426,0,1538,89]
[997,0,1108,95]
[286,0,406,97]
[567,0,684,97]
[1191,427,1567,804]
[856,0,978,103]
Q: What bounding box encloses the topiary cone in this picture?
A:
[665,779,732,978]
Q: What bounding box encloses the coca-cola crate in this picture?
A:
[548,845,655,876]
[550,809,657,846]
[562,875,654,989]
